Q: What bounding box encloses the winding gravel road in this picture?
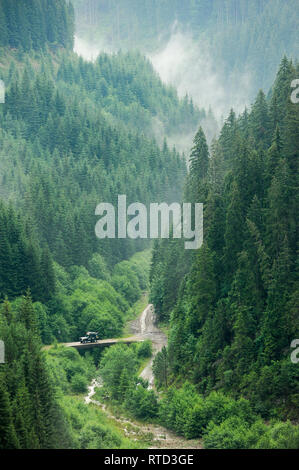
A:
[84,304,202,449]
[130,304,167,388]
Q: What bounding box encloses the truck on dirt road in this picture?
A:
[79,332,98,344]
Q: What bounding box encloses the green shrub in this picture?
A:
[88,253,111,281]
[137,340,152,359]
[100,344,138,399]
[71,374,89,394]
[125,385,159,419]
[60,396,140,449]
[78,423,122,449]
[159,384,256,439]
[256,421,299,449]
[203,417,267,449]
[46,346,96,394]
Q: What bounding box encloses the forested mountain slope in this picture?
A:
[0,0,187,449]
[150,57,299,426]
[56,49,204,139]
[0,48,191,272]
[0,0,192,341]
[0,0,74,50]
[0,0,298,451]
[72,0,299,105]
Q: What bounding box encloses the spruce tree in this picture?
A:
[0,376,19,449]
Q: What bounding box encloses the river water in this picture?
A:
[84,304,202,449]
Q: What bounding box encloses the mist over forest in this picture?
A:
[72,0,298,121]
[0,0,298,454]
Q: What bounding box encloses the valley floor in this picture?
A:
[84,304,203,449]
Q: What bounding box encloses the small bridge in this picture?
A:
[50,336,143,351]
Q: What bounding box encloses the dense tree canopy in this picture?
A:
[72,0,298,93]
[0,0,74,51]
[150,57,299,420]
[0,0,298,451]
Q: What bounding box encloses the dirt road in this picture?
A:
[84,304,202,449]
[130,304,167,388]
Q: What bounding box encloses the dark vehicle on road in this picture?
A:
[79,332,98,344]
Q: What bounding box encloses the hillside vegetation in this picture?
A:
[150,57,299,445]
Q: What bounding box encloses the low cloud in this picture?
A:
[74,35,112,62]
[149,29,252,122]
[73,28,252,153]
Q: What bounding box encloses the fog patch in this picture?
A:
[73,30,228,153]
[74,35,113,62]
[149,30,252,122]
